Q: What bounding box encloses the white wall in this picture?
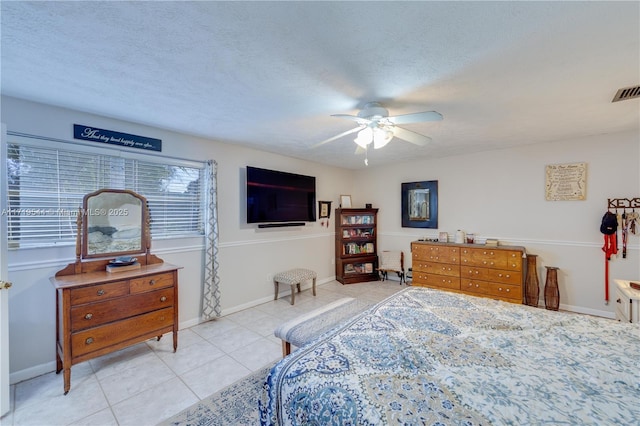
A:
[2,96,639,384]
[355,131,640,316]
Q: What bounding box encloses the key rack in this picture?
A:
[607,197,640,209]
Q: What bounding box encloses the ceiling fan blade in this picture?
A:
[331,114,372,125]
[311,126,362,148]
[387,111,443,124]
[392,127,432,146]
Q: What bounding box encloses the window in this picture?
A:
[5,137,205,248]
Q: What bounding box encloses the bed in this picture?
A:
[259,287,640,425]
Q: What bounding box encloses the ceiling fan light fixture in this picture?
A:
[373,128,394,149]
[354,127,373,148]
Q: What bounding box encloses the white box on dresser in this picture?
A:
[614,279,640,323]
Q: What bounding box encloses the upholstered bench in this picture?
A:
[274,297,371,357]
[273,268,317,305]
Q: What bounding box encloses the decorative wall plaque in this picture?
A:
[545,162,587,201]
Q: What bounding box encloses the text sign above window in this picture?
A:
[74,124,162,152]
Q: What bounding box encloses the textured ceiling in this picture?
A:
[1,1,639,169]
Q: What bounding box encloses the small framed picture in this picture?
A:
[438,232,448,242]
[340,195,352,208]
[318,200,332,218]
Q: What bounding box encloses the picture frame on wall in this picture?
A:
[340,195,352,208]
[401,181,438,228]
[318,200,332,218]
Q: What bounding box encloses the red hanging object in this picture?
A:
[602,233,617,302]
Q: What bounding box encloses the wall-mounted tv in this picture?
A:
[246,166,316,225]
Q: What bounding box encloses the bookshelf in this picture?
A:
[335,208,379,284]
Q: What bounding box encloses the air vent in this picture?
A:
[612,85,640,102]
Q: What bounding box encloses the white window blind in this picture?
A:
[6,140,205,248]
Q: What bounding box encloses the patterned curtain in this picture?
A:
[201,160,221,320]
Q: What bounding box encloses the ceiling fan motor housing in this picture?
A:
[358,102,389,119]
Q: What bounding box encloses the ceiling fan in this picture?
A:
[313,102,443,151]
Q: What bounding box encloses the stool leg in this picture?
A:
[290,284,295,305]
[297,283,301,293]
[312,277,316,296]
[282,340,291,357]
[274,280,279,300]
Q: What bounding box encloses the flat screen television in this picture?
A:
[246,166,316,224]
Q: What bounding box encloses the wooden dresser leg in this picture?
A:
[63,368,70,395]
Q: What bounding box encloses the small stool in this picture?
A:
[274,268,317,305]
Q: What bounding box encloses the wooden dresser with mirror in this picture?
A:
[50,189,181,394]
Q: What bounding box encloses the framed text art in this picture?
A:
[402,181,438,228]
[545,162,587,201]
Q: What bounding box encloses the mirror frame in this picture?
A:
[81,189,149,259]
[401,180,438,228]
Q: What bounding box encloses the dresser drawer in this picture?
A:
[461,266,490,281]
[413,272,460,290]
[71,307,174,357]
[412,244,459,264]
[130,272,174,293]
[70,281,129,305]
[70,287,175,331]
[462,279,522,301]
[461,248,522,271]
[486,268,521,285]
[413,261,459,277]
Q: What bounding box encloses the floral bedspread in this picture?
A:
[259,287,640,425]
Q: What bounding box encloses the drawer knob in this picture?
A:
[160,296,167,302]
[96,289,105,296]
[617,298,622,304]
[84,313,93,320]
[149,279,156,286]
[476,284,479,288]
[85,337,94,345]
[498,273,503,277]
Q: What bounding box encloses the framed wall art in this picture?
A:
[340,195,352,208]
[401,180,438,228]
[545,162,587,201]
[318,201,332,218]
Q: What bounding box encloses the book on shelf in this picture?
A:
[106,261,141,273]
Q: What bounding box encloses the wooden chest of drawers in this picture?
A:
[50,262,180,394]
[411,241,525,303]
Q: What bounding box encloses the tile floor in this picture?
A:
[1,279,406,426]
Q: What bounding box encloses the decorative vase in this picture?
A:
[524,254,539,307]
[544,266,560,311]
